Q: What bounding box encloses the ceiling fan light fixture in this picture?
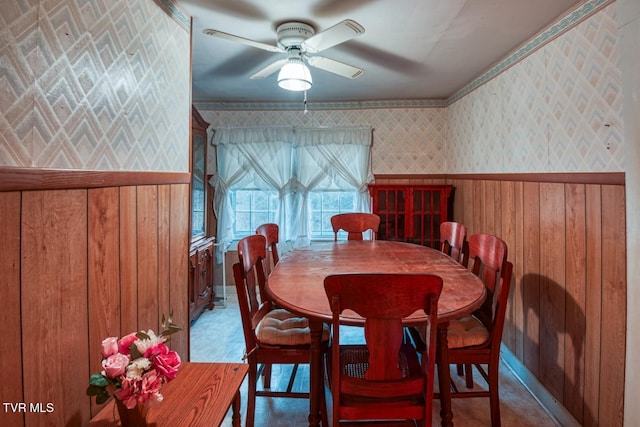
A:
[277,59,312,91]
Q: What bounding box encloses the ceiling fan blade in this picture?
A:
[250,59,288,79]
[307,56,364,79]
[302,19,365,53]
[203,29,282,53]
[209,1,267,20]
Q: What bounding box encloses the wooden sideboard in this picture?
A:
[189,237,215,323]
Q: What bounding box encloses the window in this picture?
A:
[231,189,357,240]
[212,126,372,250]
[310,191,357,240]
[231,189,279,238]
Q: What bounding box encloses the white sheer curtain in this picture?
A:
[210,127,294,261]
[289,127,373,246]
[210,125,373,256]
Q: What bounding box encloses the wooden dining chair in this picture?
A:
[408,221,467,354]
[256,223,280,276]
[233,234,329,427]
[440,221,468,265]
[330,212,380,241]
[324,273,443,426]
[445,233,513,427]
[254,223,280,386]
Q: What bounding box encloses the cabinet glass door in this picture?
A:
[370,184,452,247]
[412,188,442,248]
[191,134,206,240]
[376,189,405,241]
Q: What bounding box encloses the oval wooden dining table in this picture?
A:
[266,240,486,427]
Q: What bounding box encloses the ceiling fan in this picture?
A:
[203,20,365,91]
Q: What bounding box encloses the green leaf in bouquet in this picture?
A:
[88,373,109,388]
[95,390,110,405]
[86,384,103,396]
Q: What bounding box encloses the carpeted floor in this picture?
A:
[190,295,559,427]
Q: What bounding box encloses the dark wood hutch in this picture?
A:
[189,106,215,323]
[369,184,453,249]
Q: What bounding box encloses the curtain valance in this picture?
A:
[293,126,372,146]
[213,126,294,145]
[213,126,372,147]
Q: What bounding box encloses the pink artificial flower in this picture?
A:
[139,369,164,404]
[153,348,182,381]
[134,330,166,356]
[101,337,119,357]
[143,341,168,359]
[116,369,164,408]
[101,353,130,379]
[115,377,142,409]
[118,332,138,355]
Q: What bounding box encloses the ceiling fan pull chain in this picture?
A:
[303,90,308,114]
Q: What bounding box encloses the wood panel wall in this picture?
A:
[0,181,189,426]
[375,174,627,427]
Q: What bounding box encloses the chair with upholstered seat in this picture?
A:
[256,223,280,276]
[440,221,468,265]
[407,221,467,354]
[255,223,286,387]
[324,272,442,426]
[233,234,329,427]
[445,233,513,427]
[330,212,380,241]
[254,223,280,388]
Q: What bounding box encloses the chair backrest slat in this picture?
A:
[256,223,280,275]
[440,221,467,264]
[330,213,380,241]
[234,234,271,345]
[467,233,509,333]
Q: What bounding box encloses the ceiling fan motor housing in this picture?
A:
[276,22,315,49]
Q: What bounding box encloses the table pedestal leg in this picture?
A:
[231,390,241,427]
[308,319,323,427]
[437,322,454,427]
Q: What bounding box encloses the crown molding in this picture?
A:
[194,99,447,111]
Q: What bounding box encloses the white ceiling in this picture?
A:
[177,0,583,104]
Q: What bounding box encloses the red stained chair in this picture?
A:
[233,234,329,427]
[445,233,513,427]
[324,273,443,426]
[439,221,468,265]
[330,212,381,241]
[408,221,468,353]
[256,223,280,276]
[255,223,287,386]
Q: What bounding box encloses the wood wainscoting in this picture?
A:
[0,168,190,426]
[375,173,626,427]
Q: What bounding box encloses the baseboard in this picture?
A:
[500,346,581,427]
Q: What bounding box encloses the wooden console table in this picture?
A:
[89,362,248,427]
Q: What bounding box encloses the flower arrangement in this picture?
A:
[87,314,182,409]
